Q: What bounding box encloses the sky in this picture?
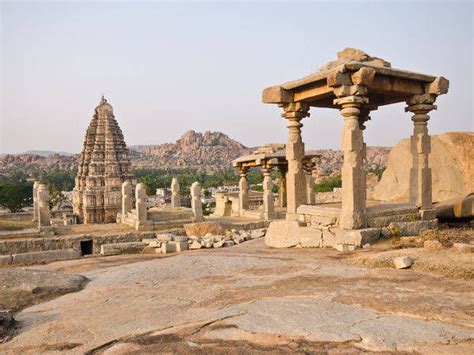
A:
[0,0,472,154]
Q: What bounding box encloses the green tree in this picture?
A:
[0,182,33,212]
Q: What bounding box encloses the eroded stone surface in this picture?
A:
[1,240,473,353]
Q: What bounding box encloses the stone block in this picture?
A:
[184,222,226,237]
[149,241,161,248]
[223,241,235,247]
[189,241,202,250]
[335,228,381,247]
[388,220,438,236]
[321,228,337,248]
[156,234,175,242]
[161,242,176,254]
[420,208,437,220]
[176,241,188,252]
[213,241,224,248]
[265,220,302,248]
[0,254,12,266]
[142,238,157,245]
[452,243,474,253]
[100,242,145,256]
[12,249,81,265]
[300,228,322,248]
[174,236,188,242]
[393,256,413,269]
[335,244,356,252]
[250,229,266,239]
[423,240,443,251]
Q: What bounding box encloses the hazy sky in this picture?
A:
[1,0,472,154]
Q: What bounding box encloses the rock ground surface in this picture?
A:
[1,239,473,354]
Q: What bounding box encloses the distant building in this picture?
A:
[73,96,133,223]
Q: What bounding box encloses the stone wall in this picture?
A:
[0,231,155,256]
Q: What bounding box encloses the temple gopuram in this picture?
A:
[73,96,134,224]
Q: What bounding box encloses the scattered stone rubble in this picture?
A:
[141,228,267,254]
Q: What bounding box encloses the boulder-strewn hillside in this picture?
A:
[0,130,391,175]
[132,130,254,171]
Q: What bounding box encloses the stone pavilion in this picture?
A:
[262,48,449,248]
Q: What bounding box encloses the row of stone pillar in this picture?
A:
[121,180,204,228]
[238,164,316,221]
[278,92,436,229]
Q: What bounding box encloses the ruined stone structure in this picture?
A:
[73,97,133,224]
[121,181,133,224]
[37,184,51,228]
[171,178,181,208]
[262,48,449,248]
[191,182,204,222]
[32,181,40,223]
[227,145,319,220]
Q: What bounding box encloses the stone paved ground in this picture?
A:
[1,239,473,354]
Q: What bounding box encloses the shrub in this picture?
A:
[314,176,342,193]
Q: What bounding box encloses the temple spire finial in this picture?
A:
[100,93,106,104]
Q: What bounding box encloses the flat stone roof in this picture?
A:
[262,48,448,109]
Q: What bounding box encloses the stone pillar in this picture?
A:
[191,181,204,222]
[262,167,275,220]
[278,168,287,208]
[37,184,51,228]
[121,181,132,223]
[135,183,147,227]
[304,165,316,205]
[32,181,40,222]
[405,94,436,210]
[171,178,180,208]
[238,167,249,212]
[334,95,368,229]
[280,102,310,219]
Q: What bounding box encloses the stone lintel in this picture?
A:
[425,76,449,95]
[351,67,376,86]
[327,70,352,87]
[262,85,293,104]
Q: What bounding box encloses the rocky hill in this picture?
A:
[0,130,390,175]
[132,130,254,171]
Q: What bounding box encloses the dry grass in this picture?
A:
[0,220,36,231]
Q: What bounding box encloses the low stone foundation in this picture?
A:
[0,231,155,256]
[1,248,82,266]
[265,217,438,250]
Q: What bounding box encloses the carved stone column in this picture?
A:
[405,94,436,209]
[135,183,147,229]
[171,178,180,208]
[32,181,40,222]
[191,181,204,222]
[262,166,275,220]
[304,162,316,205]
[121,181,132,223]
[278,167,287,208]
[238,167,249,212]
[37,184,51,228]
[280,102,310,219]
[334,95,368,229]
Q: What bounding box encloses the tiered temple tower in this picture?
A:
[73,96,133,224]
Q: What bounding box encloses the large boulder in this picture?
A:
[373,132,474,203]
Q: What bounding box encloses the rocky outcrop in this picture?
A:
[373,132,474,203]
[133,130,254,172]
[0,130,391,174]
